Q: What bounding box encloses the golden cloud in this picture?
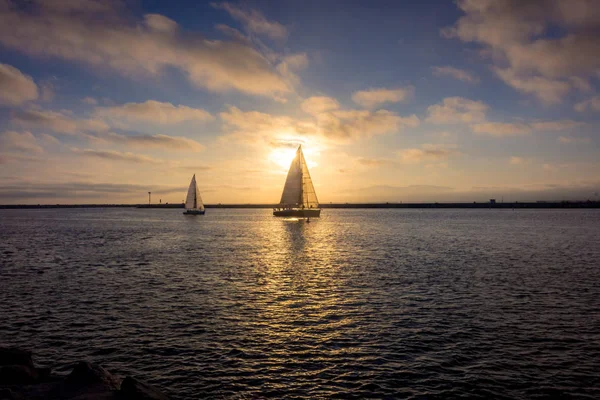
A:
[0,63,38,106]
[0,0,295,99]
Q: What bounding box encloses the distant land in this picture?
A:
[1,201,599,209]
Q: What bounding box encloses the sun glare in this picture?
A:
[268,142,321,172]
[269,148,297,170]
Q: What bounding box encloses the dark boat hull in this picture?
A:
[273,208,321,218]
[183,210,205,215]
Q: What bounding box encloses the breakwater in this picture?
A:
[1,201,599,209]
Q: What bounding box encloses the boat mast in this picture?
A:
[298,146,304,207]
[193,175,197,209]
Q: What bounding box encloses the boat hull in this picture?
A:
[183,210,205,215]
[273,208,321,218]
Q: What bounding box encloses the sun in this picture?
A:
[269,147,297,170]
[267,138,322,172]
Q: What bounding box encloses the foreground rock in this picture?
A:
[0,349,35,369]
[121,377,170,400]
[0,348,50,386]
[0,348,170,400]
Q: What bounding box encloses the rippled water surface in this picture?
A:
[1,208,600,399]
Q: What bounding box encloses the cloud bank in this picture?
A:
[426,97,488,124]
[0,0,296,99]
[444,0,600,104]
[95,100,213,125]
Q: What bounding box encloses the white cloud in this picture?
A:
[212,2,288,40]
[558,136,591,144]
[574,96,600,112]
[71,148,160,164]
[473,120,584,136]
[427,95,584,136]
[220,105,419,144]
[301,96,340,115]
[280,53,309,70]
[0,63,38,106]
[426,97,488,124]
[509,156,528,165]
[144,14,179,34]
[351,87,414,108]
[39,133,60,146]
[12,108,109,135]
[220,105,306,137]
[82,97,98,105]
[11,106,204,152]
[216,24,252,44]
[444,0,600,104]
[542,163,555,171]
[472,122,532,136]
[95,100,213,125]
[275,53,309,92]
[0,1,295,99]
[529,120,585,131]
[0,131,44,154]
[319,109,419,141]
[96,132,205,152]
[398,144,459,164]
[356,157,392,167]
[432,66,479,83]
[493,67,571,105]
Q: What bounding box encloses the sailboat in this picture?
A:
[273,145,321,218]
[183,174,205,215]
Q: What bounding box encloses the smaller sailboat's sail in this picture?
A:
[279,146,319,208]
[185,174,204,210]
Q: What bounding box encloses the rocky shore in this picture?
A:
[0,348,170,399]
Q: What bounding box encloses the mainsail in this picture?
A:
[279,146,319,208]
[185,174,205,211]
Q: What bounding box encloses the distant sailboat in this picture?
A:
[273,145,321,218]
[183,174,205,215]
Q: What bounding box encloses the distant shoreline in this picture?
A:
[1,201,599,209]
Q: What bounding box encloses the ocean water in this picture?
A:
[1,208,599,399]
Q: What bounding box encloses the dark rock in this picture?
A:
[0,388,15,399]
[0,365,38,385]
[0,350,174,400]
[4,381,58,400]
[33,367,50,381]
[0,349,34,369]
[65,361,121,391]
[47,361,121,399]
[119,377,169,400]
[0,348,51,390]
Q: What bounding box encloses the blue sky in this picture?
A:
[0,0,599,204]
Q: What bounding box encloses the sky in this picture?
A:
[0,0,599,204]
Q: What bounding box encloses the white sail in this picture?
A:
[195,180,205,211]
[185,174,204,210]
[300,149,319,208]
[279,146,319,208]
[279,149,303,206]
